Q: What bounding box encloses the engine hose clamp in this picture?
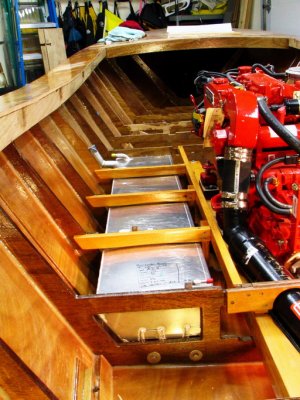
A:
[222,201,248,210]
[222,201,239,209]
[222,191,248,201]
[222,191,237,200]
[224,147,252,163]
[222,192,248,209]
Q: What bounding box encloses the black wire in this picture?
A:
[255,156,293,215]
[251,63,286,79]
[263,176,292,210]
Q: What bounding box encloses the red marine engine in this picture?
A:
[193,64,300,349]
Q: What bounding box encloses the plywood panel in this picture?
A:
[38,28,67,72]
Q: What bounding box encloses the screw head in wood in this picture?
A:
[147,351,161,364]
[189,349,203,362]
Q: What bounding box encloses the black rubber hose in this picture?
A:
[251,63,287,79]
[258,97,300,154]
[255,157,291,215]
[255,156,291,215]
[223,208,289,281]
[226,71,244,88]
[271,289,300,350]
[263,176,292,209]
[194,70,227,85]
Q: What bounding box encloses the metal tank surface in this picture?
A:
[97,155,211,342]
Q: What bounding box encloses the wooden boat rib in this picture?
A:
[0,29,300,399]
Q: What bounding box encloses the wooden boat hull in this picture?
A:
[0,29,300,399]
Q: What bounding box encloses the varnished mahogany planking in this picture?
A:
[0,219,95,399]
[99,59,150,116]
[31,125,97,201]
[52,105,107,174]
[14,130,100,234]
[0,45,106,152]
[78,83,122,138]
[99,59,192,122]
[87,72,133,126]
[115,56,176,109]
[38,114,102,195]
[3,144,87,240]
[0,340,53,399]
[0,148,95,293]
[67,95,114,153]
[95,65,136,121]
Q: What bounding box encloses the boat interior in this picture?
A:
[0,29,300,399]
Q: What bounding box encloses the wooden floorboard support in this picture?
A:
[95,164,186,180]
[74,226,210,250]
[249,313,300,398]
[86,189,196,208]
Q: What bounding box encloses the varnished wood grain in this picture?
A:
[100,356,113,400]
[38,28,67,72]
[0,240,94,399]
[121,121,192,135]
[39,114,102,194]
[59,102,111,163]
[100,59,152,115]
[227,280,300,313]
[104,30,293,58]
[14,131,99,233]
[0,341,51,399]
[96,65,136,121]
[86,189,196,208]
[109,132,199,148]
[74,226,211,250]
[0,150,94,294]
[95,164,186,180]
[69,94,114,151]
[113,362,275,400]
[249,313,300,398]
[78,83,122,138]
[0,45,106,152]
[115,56,176,110]
[88,72,133,125]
